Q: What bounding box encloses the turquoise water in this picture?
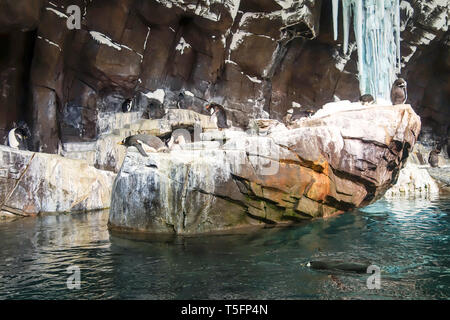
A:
[0,196,449,299]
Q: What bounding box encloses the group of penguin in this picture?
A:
[4,78,445,167]
[118,102,228,157]
[357,77,408,106]
[118,78,407,159]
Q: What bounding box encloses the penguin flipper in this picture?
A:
[134,143,149,157]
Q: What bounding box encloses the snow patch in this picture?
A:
[311,100,367,119]
[90,31,122,50]
[143,27,151,51]
[46,7,68,18]
[230,31,250,51]
[175,37,191,55]
[246,75,262,83]
[144,89,165,104]
[37,36,62,51]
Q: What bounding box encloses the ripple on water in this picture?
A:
[0,197,449,299]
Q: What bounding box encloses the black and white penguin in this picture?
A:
[118,134,168,157]
[167,130,190,150]
[291,108,315,121]
[390,78,407,105]
[177,92,186,109]
[359,94,375,106]
[169,135,186,152]
[428,146,441,168]
[122,99,133,112]
[8,121,31,150]
[205,103,229,130]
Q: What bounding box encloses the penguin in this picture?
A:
[205,102,229,130]
[167,130,190,150]
[122,99,133,112]
[390,78,407,105]
[176,92,186,109]
[291,108,315,121]
[305,259,371,274]
[7,121,31,150]
[359,94,375,106]
[428,146,441,168]
[169,135,186,152]
[118,134,168,157]
[283,108,294,124]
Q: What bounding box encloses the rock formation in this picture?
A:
[0,145,115,217]
[109,103,421,234]
[0,0,448,155]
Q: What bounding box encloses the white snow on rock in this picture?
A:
[144,89,165,104]
[246,75,262,83]
[229,31,250,51]
[275,0,294,10]
[46,7,68,18]
[37,36,62,51]
[292,102,301,108]
[184,90,194,97]
[143,27,151,51]
[90,31,122,51]
[175,37,191,55]
[311,100,368,119]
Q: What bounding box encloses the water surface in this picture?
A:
[0,196,449,299]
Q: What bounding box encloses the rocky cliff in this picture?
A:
[0,145,115,218]
[0,0,448,156]
[108,103,421,234]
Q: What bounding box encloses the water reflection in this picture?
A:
[0,196,449,299]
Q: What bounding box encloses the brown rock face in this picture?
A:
[0,0,447,156]
[109,104,421,235]
[0,0,44,32]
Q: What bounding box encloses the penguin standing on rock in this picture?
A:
[390,78,407,105]
[205,103,229,130]
[428,145,441,168]
[118,134,168,157]
[8,121,31,150]
[359,94,375,106]
[122,98,133,112]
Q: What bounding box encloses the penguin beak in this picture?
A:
[117,141,124,145]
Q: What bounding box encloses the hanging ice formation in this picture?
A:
[332,0,401,101]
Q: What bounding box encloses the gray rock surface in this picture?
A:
[0,145,115,216]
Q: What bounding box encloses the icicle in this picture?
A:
[332,0,339,41]
[342,0,351,54]
[354,0,364,80]
[394,0,401,73]
[331,0,402,101]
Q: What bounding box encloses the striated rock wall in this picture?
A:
[0,145,115,216]
[109,104,421,234]
[0,0,447,154]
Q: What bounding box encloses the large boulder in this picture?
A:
[0,145,115,217]
[109,103,421,235]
